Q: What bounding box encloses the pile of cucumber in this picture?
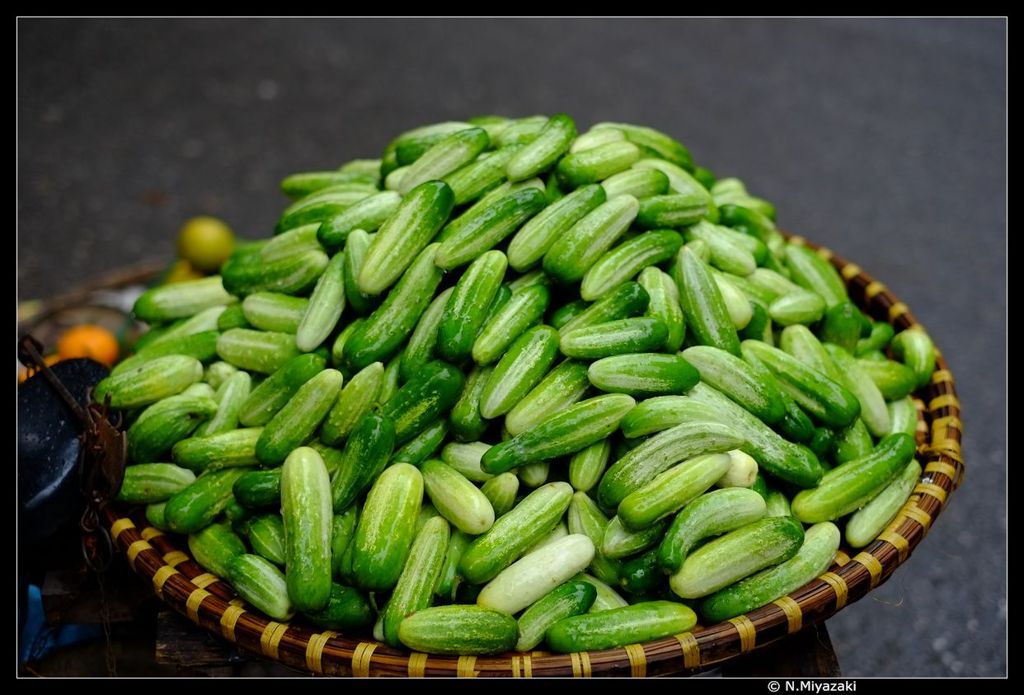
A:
[104,114,937,656]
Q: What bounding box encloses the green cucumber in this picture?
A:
[399,127,490,195]
[330,411,395,512]
[196,371,252,436]
[95,355,203,410]
[618,549,662,595]
[670,516,805,599]
[887,396,918,437]
[792,433,916,523]
[228,554,295,621]
[330,505,360,578]
[435,529,472,602]
[280,447,333,611]
[255,369,343,466]
[556,141,641,187]
[471,284,550,365]
[506,113,576,182]
[171,425,261,472]
[561,317,669,359]
[543,194,640,284]
[784,245,848,308]
[637,193,709,228]
[832,419,874,463]
[567,492,621,585]
[515,579,596,651]
[459,482,573,584]
[317,191,401,248]
[480,326,560,419]
[440,442,493,484]
[600,167,670,200]
[381,516,451,647]
[113,330,220,378]
[638,266,686,352]
[438,250,508,362]
[845,459,922,547]
[188,522,246,579]
[700,521,841,622]
[435,187,547,270]
[856,321,896,356]
[559,281,650,335]
[224,247,329,297]
[443,145,521,205]
[238,353,326,427]
[246,513,286,566]
[546,601,697,652]
[821,302,864,353]
[275,190,372,234]
[116,463,196,503]
[742,340,860,428]
[892,327,937,389]
[304,583,375,631]
[856,358,919,400]
[449,366,493,442]
[391,419,447,466]
[422,459,495,535]
[133,276,234,323]
[581,229,683,302]
[357,181,454,295]
[401,287,453,382]
[127,393,218,463]
[344,243,445,370]
[569,438,612,493]
[686,220,756,277]
[295,252,346,352]
[397,605,517,656]
[233,469,281,509]
[507,184,606,271]
[824,344,891,437]
[164,468,248,534]
[571,127,626,153]
[380,360,464,444]
[617,452,735,530]
[146,503,169,531]
[390,121,474,165]
[216,329,299,375]
[594,123,694,170]
[587,352,700,396]
[482,394,636,474]
[481,473,519,518]
[319,361,384,446]
[342,230,376,315]
[281,170,376,199]
[351,463,424,591]
[683,345,786,425]
[675,246,741,356]
[241,292,308,334]
[657,487,767,572]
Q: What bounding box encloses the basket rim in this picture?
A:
[104,236,965,677]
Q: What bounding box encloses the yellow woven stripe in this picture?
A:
[408,652,427,678]
[126,539,152,568]
[351,642,377,677]
[110,517,135,541]
[140,527,164,541]
[186,588,211,623]
[888,302,909,321]
[151,565,179,597]
[924,461,959,480]
[913,482,947,505]
[853,552,883,589]
[879,529,910,563]
[191,572,219,589]
[162,550,189,567]
[675,632,700,669]
[820,572,849,610]
[816,247,834,261]
[929,394,960,412]
[789,235,806,246]
[305,631,338,674]
[932,414,962,431]
[624,644,646,677]
[521,653,533,678]
[931,369,953,385]
[457,655,478,678]
[901,503,934,529]
[834,549,851,567]
[728,616,757,653]
[219,604,245,641]
[229,597,245,607]
[260,621,288,660]
[773,597,803,634]
[864,281,886,300]
[840,263,861,280]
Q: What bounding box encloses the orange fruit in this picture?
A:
[56,324,119,366]
[177,216,236,273]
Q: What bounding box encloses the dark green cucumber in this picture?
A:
[398,605,517,656]
[561,317,669,359]
[233,469,281,509]
[449,365,492,442]
[317,191,401,248]
[331,411,395,512]
[587,352,700,396]
[482,394,636,474]
[556,140,641,187]
[792,433,916,523]
[675,246,741,356]
[127,393,218,463]
[255,369,343,466]
[515,579,596,651]
[479,326,560,419]
[617,452,735,530]
[435,186,548,270]
[380,360,465,445]
[471,284,550,365]
[381,516,451,647]
[437,250,508,363]
[392,418,447,466]
[507,184,606,271]
[165,468,248,534]
[304,583,375,631]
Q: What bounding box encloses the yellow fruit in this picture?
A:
[164,259,204,284]
[177,216,236,273]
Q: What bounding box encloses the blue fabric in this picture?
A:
[20,584,103,664]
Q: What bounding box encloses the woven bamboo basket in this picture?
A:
[100,236,965,677]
